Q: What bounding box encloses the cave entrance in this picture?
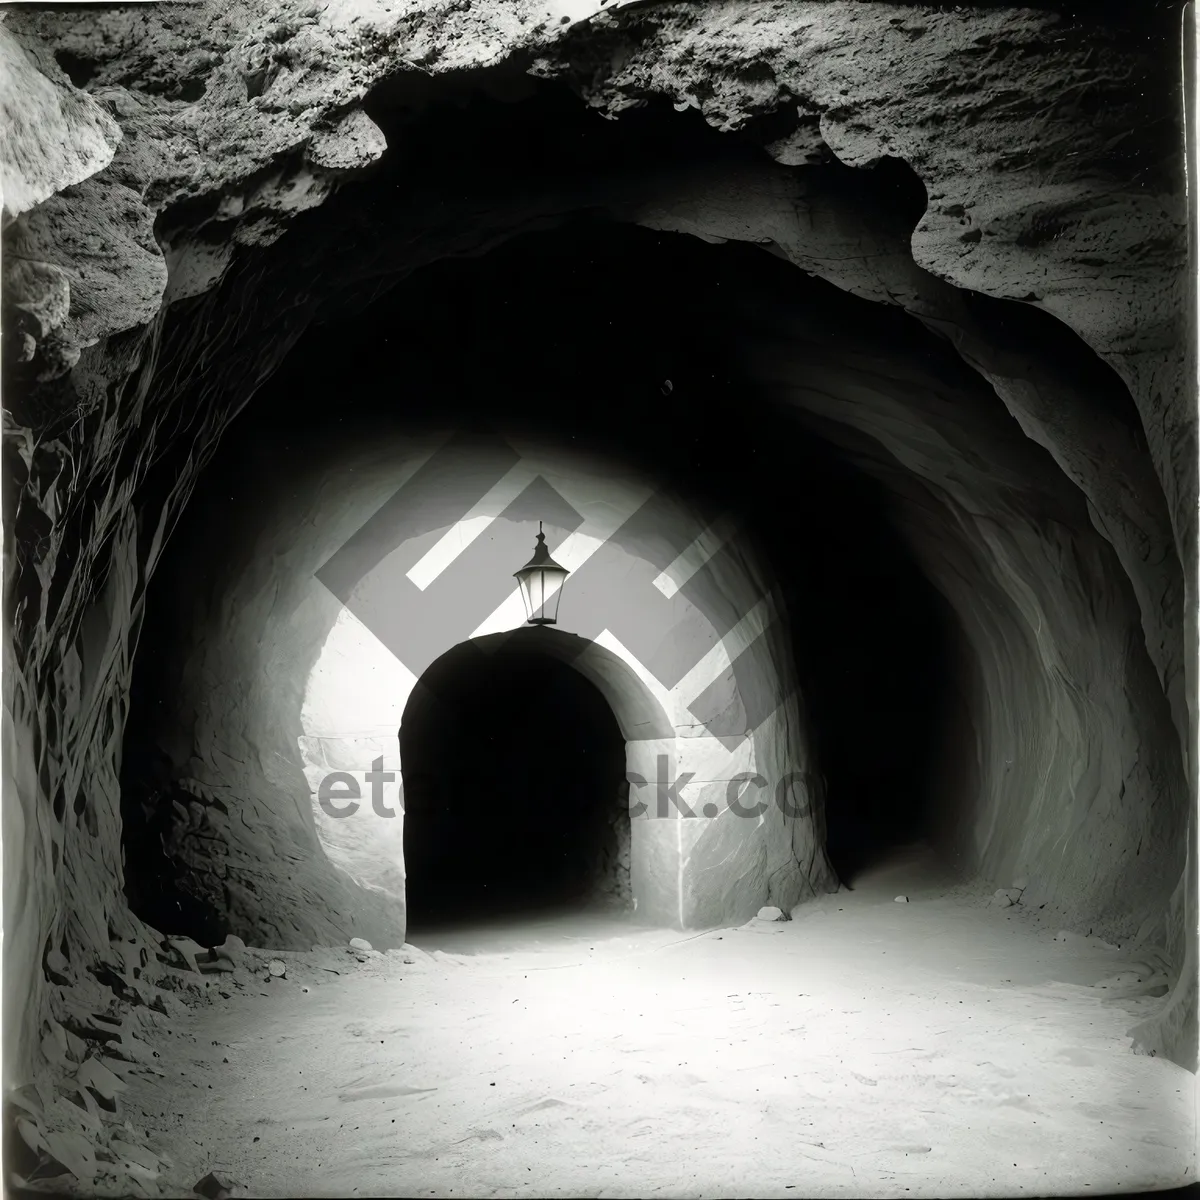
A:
[399,629,636,934]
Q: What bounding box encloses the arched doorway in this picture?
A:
[400,629,654,930]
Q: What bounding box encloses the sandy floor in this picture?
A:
[124,855,1196,1198]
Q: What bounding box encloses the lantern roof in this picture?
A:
[514,522,569,577]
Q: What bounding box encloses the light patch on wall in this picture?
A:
[301,603,417,739]
[302,764,407,899]
[299,604,410,898]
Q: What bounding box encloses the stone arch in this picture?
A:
[400,626,678,922]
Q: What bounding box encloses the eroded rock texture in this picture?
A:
[1,0,1195,1192]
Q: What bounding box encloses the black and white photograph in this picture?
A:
[1,0,1197,1195]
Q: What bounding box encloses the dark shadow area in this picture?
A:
[757,429,962,884]
[119,757,232,945]
[400,637,628,930]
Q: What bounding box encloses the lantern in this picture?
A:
[513,522,569,625]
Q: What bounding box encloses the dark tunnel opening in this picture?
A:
[399,634,628,931]
[765,432,963,885]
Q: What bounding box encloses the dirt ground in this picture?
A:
[122,853,1197,1198]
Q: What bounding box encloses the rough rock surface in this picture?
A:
[0,2,1194,1192]
[0,29,120,221]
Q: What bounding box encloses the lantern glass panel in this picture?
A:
[516,565,567,624]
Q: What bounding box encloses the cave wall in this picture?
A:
[119,431,432,952]
[728,296,1188,942]
[1,0,1193,1126]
